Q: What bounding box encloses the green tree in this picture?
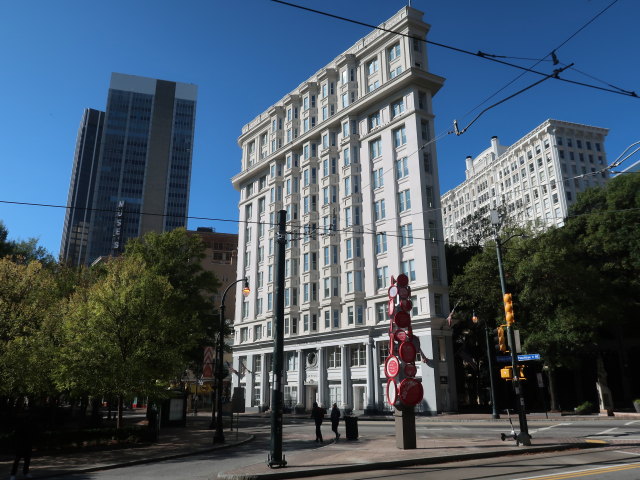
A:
[0,259,61,399]
[124,228,221,364]
[57,256,181,428]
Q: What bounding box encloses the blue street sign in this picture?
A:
[496,353,541,362]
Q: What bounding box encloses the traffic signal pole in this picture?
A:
[495,233,531,446]
[483,326,500,419]
[268,210,287,468]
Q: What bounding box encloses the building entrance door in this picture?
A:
[306,385,318,411]
[353,385,366,411]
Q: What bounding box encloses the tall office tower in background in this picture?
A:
[60,108,105,266]
[60,73,197,265]
[231,7,456,414]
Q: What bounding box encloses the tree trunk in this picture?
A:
[546,366,558,411]
[117,395,123,429]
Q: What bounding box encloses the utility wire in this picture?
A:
[270,0,638,99]
[452,64,573,136]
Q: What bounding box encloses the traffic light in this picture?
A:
[500,366,512,379]
[495,325,508,353]
[504,293,515,325]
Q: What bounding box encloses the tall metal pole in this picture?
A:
[483,326,500,419]
[268,210,287,467]
[494,233,531,446]
[213,278,247,443]
[213,301,226,443]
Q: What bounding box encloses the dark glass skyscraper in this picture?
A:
[60,73,197,266]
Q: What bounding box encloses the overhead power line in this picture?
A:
[270,0,637,99]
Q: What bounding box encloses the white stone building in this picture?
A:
[230,7,456,414]
[441,120,609,245]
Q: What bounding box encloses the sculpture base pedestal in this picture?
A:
[394,406,416,450]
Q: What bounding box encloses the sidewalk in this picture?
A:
[0,414,252,479]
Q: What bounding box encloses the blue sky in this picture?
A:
[1,0,638,256]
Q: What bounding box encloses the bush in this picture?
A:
[575,401,595,415]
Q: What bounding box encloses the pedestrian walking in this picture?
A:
[330,403,341,440]
[310,402,325,443]
[9,414,35,480]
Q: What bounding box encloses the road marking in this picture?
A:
[593,427,618,435]
[511,461,640,480]
[529,422,572,434]
[616,450,640,456]
[625,420,640,426]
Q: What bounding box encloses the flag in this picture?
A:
[447,299,461,327]
[225,361,240,376]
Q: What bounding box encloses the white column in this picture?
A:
[260,353,269,407]
[373,340,382,409]
[245,354,254,408]
[365,337,377,413]
[340,344,352,411]
[297,349,305,409]
[317,346,327,408]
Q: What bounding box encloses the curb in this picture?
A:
[217,441,605,480]
[37,434,255,479]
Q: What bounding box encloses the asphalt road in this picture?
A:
[65,417,640,480]
[308,447,640,480]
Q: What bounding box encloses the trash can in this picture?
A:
[344,415,358,440]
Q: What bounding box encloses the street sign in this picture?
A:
[496,353,541,362]
[398,378,423,406]
[385,355,400,378]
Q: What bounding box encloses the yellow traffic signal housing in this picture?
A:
[517,365,526,380]
[504,293,515,325]
[500,366,513,379]
[497,325,508,353]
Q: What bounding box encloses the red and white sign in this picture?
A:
[394,329,407,342]
[400,299,413,313]
[388,285,398,299]
[404,363,417,377]
[386,379,398,406]
[203,346,214,378]
[394,310,410,328]
[399,341,417,363]
[388,298,396,317]
[385,355,400,378]
[398,378,423,406]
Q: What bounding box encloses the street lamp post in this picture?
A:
[472,313,499,419]
[212,277,250,444]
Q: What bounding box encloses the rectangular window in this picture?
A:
[391,99,405,118]
[431,256,441,282]
[388,43,401,61]
[372,168,384,189]
[343,147,350,166]
[400,223,413,246]
[398,189,411,212]
[370,138,382,159]
[375,233,388,254]
[374,199,386,221]
[401,259,416,281]
[346,272,354,293]
[350,344,366,366]
[341,93,349,108]
[395,157,409,179]
[328,346,341,368]
[369,111,381,129]
[393,126,407,148]
[367,58,379,75]
[376,266,388,290]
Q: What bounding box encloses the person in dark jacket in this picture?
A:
[310,402,325,443]
[330,403,341,440]
[9,414,35,480]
